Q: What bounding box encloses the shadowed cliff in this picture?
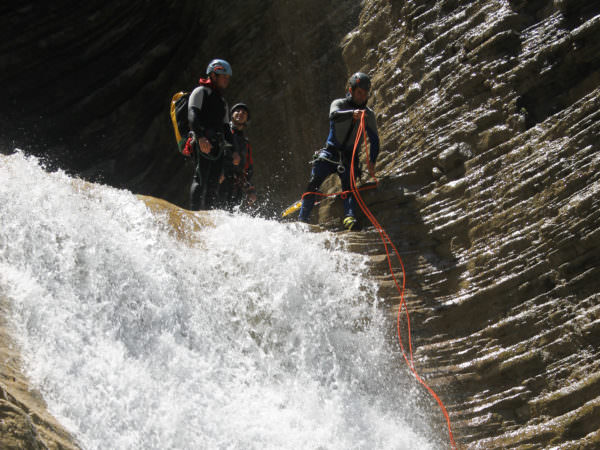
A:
[2,0,600,448]
[1,0,360,211]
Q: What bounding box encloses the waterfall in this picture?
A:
[0,152,435,449]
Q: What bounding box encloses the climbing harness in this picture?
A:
[298,141,377,216]
[307,111,361,176]
[348,112,457,449]
[309,150,345,174]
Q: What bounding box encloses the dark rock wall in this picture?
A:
[2,1,200,190]
[1,0,360,210]
[2,0,600,448]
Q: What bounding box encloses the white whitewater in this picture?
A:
[0,152,436,449]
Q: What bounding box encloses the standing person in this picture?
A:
[181,58,232,210]
[219,102,257,210]
[298,72,380,230]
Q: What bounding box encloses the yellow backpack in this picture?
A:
[169,91,190,151]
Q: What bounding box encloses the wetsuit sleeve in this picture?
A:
[327,98,357,149]
[222,102,233,150]
[328,99,354,121]
[245,144,254,182]
[188,87,208,136]
[223,100,230,127]
[366,109,380,163]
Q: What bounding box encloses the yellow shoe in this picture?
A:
[343,216,359,231]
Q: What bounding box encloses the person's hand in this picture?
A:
[219,173,225,184]
[198,137,212,154]
[352,109,362,121]
[247,191,257,205]
[232,152,241,166]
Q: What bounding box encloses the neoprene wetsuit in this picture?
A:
[298,94,380,222]
[220,125,255,210]
[187,81,230,210]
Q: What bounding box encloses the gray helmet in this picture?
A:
[206,59,232,76]
[349,72,371,91]
[231,102,250,120]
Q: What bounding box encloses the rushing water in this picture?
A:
[0,152,435,449]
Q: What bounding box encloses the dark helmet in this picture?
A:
[349,72,371,91]
[231,102,250,120]
[206,59,232,76]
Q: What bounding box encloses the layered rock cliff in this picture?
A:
[333,0,600,447]
[2,0,600,448]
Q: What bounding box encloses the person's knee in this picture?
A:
[306,170,327,192]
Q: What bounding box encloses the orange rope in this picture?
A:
[347,112,457,449]
[298,112,457,448]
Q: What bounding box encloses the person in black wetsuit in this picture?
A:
[181,58,232,210]
[219,102,257,210]
[298,72,380,230]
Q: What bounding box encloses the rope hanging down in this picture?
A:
[297,112,457,447]
[298,111,457,448]
[349,111,457,449]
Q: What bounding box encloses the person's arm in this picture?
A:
[223,100,230,128]
[329,109,356,121]
[188,87,206,134]
[329,98,354,122]
[188,87,212,153]
[328,99,355,121]
[330,97,372,122]
[245,144,254,182]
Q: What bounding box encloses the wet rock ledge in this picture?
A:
[1,296,80,449]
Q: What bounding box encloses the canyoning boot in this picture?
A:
[343,215,360,231]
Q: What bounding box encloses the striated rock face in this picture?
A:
[330,0,600,447]
[2,0,600,448]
